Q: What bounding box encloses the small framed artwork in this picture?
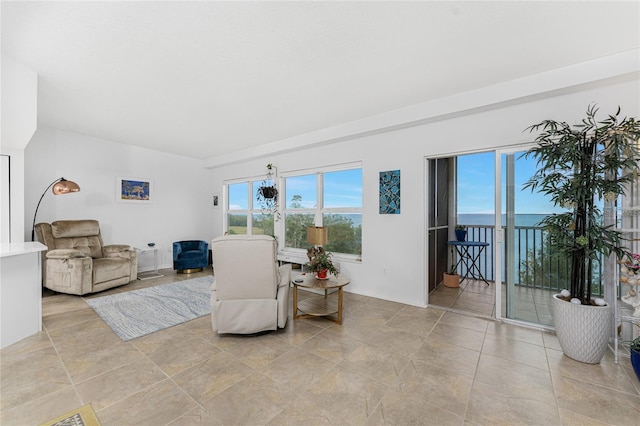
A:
[379,170,400,214]
[116,177,152,203]
[212,193,220,208]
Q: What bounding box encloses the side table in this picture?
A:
[292,273,350,324]
[135,246,163,280]
[448,240,490,285]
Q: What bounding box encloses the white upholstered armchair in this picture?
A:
[210,235,291,334]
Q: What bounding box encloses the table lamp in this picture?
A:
[307,226,327,247]
[306,226,328,263]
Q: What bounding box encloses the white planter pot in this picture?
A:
[552,294,611,364]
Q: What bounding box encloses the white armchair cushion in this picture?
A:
[210,235,289,334]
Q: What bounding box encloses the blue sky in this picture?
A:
[457,151,562,215]
[229,155,561,214]
[229,168,363,210]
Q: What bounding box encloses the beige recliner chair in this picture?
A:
[210,235,291,334]
[35,220,138,295]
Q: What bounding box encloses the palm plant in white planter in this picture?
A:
[524,105,640,363]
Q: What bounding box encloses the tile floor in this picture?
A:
[1,268,639,425]
[429,278,555,326]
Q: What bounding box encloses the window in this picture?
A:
[283,167,362,256]
[227,182,248,234]
[224,164,362,257]
[226,181,274,236]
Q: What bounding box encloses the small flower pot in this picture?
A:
[316,268,328,279]
[455,230,467,242]
[443,273,460,288]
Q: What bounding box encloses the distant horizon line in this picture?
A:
[458,213,552,215]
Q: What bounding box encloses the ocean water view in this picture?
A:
[458,213,549,227]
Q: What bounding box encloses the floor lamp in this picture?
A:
[31,177,80,241]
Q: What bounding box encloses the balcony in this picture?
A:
[430,224,605,326]
[460,225,604,296]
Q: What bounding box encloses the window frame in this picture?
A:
[222,162,362,262]
[280,162,362,261]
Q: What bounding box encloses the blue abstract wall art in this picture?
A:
[379,170,400,214]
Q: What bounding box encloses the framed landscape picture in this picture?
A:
[116,177,152,203]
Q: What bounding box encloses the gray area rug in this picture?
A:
[85,276,213,341]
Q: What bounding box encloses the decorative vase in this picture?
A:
[455,230,467,242]
[443,273,459,288]
[552,294,611,364]
[316,268,328,279]
[631,348,640,382]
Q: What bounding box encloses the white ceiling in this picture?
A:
[2,1,639,160]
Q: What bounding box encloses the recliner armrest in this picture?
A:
[46,249,86,259]
[103,244,132,255]
[103,245,136,261]
[277,263,292,288]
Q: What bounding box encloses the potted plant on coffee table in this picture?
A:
[523,105,640,364]
[305,248,338,279]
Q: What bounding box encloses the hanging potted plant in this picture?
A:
[523,105,640,364]
[443,246,460,288]
[256,163,280,219]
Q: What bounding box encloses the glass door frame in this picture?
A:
[494,143,542,324]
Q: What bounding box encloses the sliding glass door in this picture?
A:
[498,149,555,326]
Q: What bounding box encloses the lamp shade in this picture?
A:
[52,178,80,195]
[31,177,81,241]
[307,226,328,246]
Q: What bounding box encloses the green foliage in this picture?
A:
[285,194,362,256]
[523,105,640,303]
[252,214,273,236]
[517,228,605,296]
[285,212,315,249]
[324,214,362,255]
[305,249,339,275]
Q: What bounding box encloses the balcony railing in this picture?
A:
[461,225,604,296]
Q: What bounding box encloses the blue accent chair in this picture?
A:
[173,240,209,273]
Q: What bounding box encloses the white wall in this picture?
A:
[20,51,639,304]
[208,76,640,308]
[0,56,38,242]
[25,128,214,271]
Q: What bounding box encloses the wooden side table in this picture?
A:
[292,274,350,324]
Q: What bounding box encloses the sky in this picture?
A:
[229,168,363,210]
[228,154,563,214]
[457,151,564,215]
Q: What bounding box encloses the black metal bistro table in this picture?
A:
[448,241,490,285]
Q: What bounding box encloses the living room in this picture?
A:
[2,2,640,424]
